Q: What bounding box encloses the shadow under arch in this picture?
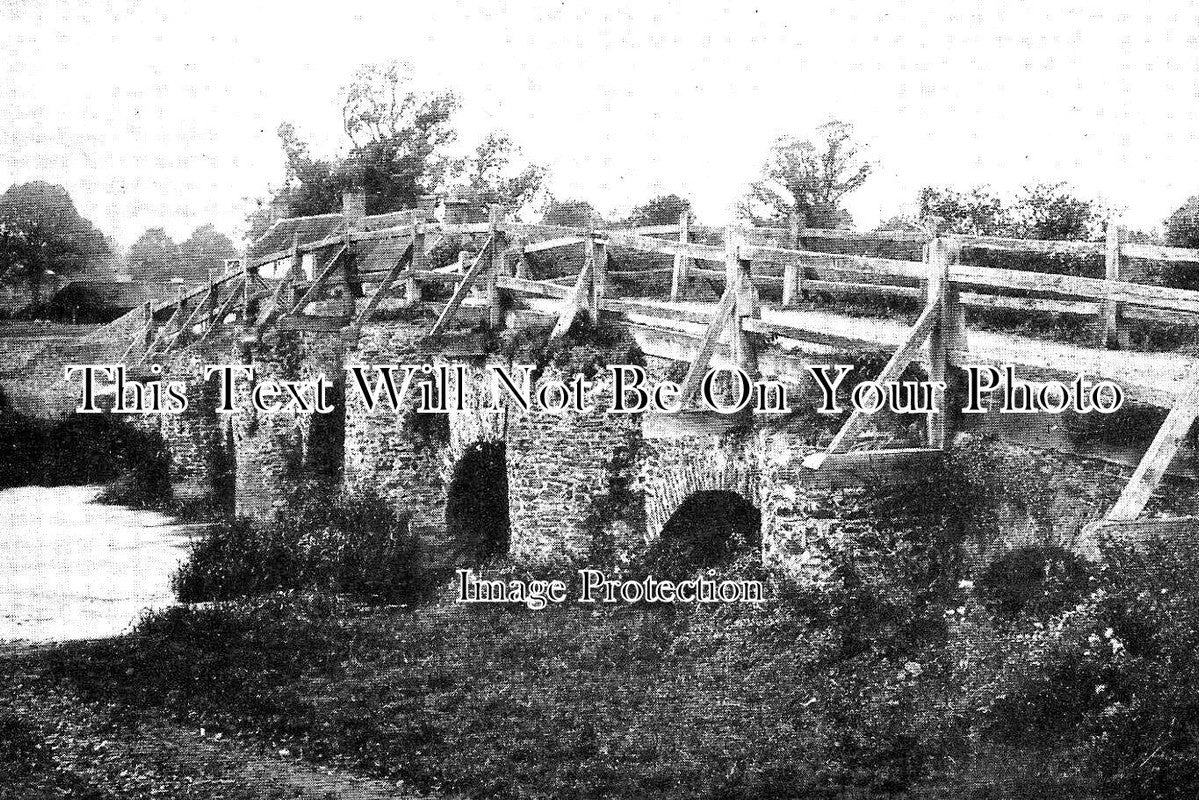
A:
[648,489,762,576]
[445,440,510,564]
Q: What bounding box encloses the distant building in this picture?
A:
[47,280,180,324]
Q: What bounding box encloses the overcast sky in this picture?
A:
[3,0,1199,247]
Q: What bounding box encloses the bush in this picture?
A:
[173,485,421,604]
[974,545,1093,623]
[0,392,169,490]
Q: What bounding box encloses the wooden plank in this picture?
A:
[959,291,1098,315]
[523,236,587,254]
[608,267,676,278]
[678,288,738,404]
[488,207,504,328]
[822,300,941,455]
[738,243,928,280]
[926,239,953,449]
[947,234,1105,256]
[1102,219,1122,348]
[702,224,930,243]
[348,242,414,333]
[588,217,607,322]
[1115,242,1199,264]
[1106,366,1199,521]
[429,236,495,337]
[671,211,690,301]
[797,278,922,299]
[603,229,725,262]
[404,223,424,307]
[948,262,1199,314]
[741,317,888,350]
[550,258,593,339]
[1084,516,1199,541]
[497,275,573,299]
[629,224,681,236]
[601,298,714,325]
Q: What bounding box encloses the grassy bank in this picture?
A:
[7,528,1199,798]
[4,439,1199,797]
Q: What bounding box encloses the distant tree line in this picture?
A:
[13,58,1199,313]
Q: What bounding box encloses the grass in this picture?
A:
[15,590,943,799]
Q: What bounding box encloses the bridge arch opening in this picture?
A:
[304,377,344,483]
[446,441,510,565]
[651,490,762,575]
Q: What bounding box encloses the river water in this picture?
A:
[0,485,195,643]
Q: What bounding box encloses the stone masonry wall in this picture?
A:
[505,367,642,563]
[231,330,344,519]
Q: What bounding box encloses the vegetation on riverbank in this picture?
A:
[0,389,166,491]
[1,438,1195,798]
[2,526,1196,799]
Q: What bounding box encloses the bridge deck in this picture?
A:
[601,298,1195,407]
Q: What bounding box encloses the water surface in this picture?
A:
[0,485,195,643]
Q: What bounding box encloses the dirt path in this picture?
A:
[0,654,418,799]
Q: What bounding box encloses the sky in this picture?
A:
[3,0,1199,247]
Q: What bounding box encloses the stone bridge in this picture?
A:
[12,190,1199,572]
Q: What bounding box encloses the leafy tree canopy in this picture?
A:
[127,227,181,284]
[179,224,238,283]
[0,181,111,300]
[259,61,547,232]
[542,198,600,228]
[740,119,871,229]
[919,183,1106,241]
[622,194,691,227]
[1164,195,1199,248]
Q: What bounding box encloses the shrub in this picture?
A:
[0,392,169,490]
[974,545,1093,624]
[173,485,421,604]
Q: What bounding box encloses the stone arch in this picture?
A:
[653,489,763,571]
[639,437,760,544]
[444,440,510,564]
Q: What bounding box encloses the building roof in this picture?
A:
[51,280,180,310]
[248,214,346,261]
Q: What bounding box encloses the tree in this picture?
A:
[127,228,180,284]
[0,182,110,302]
[178,224,237,283]
[918,186,1010,236]
[919,183,1104,240]
[1014,183,1105,241]
[1164,196,1199,249]
[259,61,547,227]
[448,131,547,218]
[622,194,691,227]
[275,122,340,219]
[740,120,872,228]
[542,198,600,227]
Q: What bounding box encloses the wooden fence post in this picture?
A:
[487,205,504,328]
[142,301,154,352]
[925,237,965,449]
[726,226,759,378]
[406,218,424,307]
[1102,217,1122,348]
[591,212,606,322]
[670,210,690,301]
[783,211,805,308]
